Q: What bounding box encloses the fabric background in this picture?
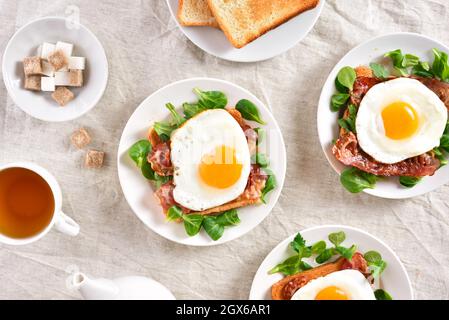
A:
[1,0,448,300]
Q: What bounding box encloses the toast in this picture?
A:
[178,0,219,28]
[207,0,320,48]
[271,258,345,300]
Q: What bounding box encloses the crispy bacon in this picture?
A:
[341,252,369,275]
[147,142,173,176]
[350,76,383,106]
[333,132,440,176]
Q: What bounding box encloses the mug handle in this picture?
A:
[55,211,80,236]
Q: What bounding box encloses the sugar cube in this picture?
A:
[41,60,55,77]
[51,87,74,106]
[24,75,41,91]
[55,41,73,58]
[40,42,56,60]
[23,56,42,75]
[54,71,71,86]
[69,70,83,87]
[41,77,55,92]
[71,128,91,149]
[68,56,86,70]
[85,150,105,168]
[48,50,68,71]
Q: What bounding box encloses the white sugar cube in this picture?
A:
[54,71,70,86]
[40,42,56,60]
[41,60,55,77]
[68,56,86,70]
[55,41,73,58]
[41,77,55,92]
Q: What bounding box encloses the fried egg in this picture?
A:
[356,78,447,164]
[291,269,375,300]
[170,109,251,211]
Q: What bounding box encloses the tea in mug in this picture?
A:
[0,167,54,238]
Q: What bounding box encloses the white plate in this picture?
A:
[166,0,325,62]
[2,16,108,122]
[249,225,413,300]
[117,78,286,246]
[317,32,449,199]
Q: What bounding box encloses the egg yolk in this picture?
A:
[199,145,243,189]
[315,286,349,300]
[381,102,419,140]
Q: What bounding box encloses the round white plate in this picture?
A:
[317,32,449,199]
[249,225,413,300]
[166,0,325,62]
[117,78,286,246]
[2,16,108,122]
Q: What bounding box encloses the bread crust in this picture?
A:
[178,0,219,28]
[271,258,345,300]
[207,0,320,48]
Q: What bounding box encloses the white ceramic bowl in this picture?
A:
[117,78,286,246]
[166,0,325,62]
[249,225,413,300]
[2,16,108,122]
[317,32,449,199]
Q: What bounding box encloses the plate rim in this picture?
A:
[316,32,449,199]
[117,77,287,246]
[249,224,414,300]
[165,0,325,63]
[1,15,109,122]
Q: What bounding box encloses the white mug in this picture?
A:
[0,162,80,245]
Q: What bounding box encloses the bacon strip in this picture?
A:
[333,75,444,177]
[333,132,440,177]
[147,142,173,176]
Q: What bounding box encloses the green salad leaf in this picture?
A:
[194,88,227,109]
[311,240,326,255]
[166,207,240,241]
[260,168,277,204]
[254,127,265,145]
[340,167,378,193]
[370,63,389,79]
[183,214,204,236]
[412,61,433,78]
[331,93,350,112]
[399,176,422,188]
[236,99,266,124]
[252,153,269,168]
[128,140,152,168]
[374,289,393,300]
[385,49,420,75]
[165,103,186,126]
[364,250,387,279]
[338,104,357,133]
[329,231,345,247]
[432,48,449,82]
[153,121,176,141]
[336,67,357,91]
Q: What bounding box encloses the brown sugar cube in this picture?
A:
[24,75,41,91]
[85,150,105,168]
[47,49,68,71]
[71,128,91,149]
[23,56,42,75]
[51,87,74,106]
[69,70,83,87]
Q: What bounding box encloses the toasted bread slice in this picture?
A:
[207,0,320,48]
[178,0,219,28]
[271,258,345,300]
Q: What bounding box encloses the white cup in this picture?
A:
[0,162,80,245]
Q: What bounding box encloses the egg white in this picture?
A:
[170,109,251,211]
[291,269,375,300]
[356,78,447,164]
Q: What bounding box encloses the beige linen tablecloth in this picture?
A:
[1,0,448,300]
